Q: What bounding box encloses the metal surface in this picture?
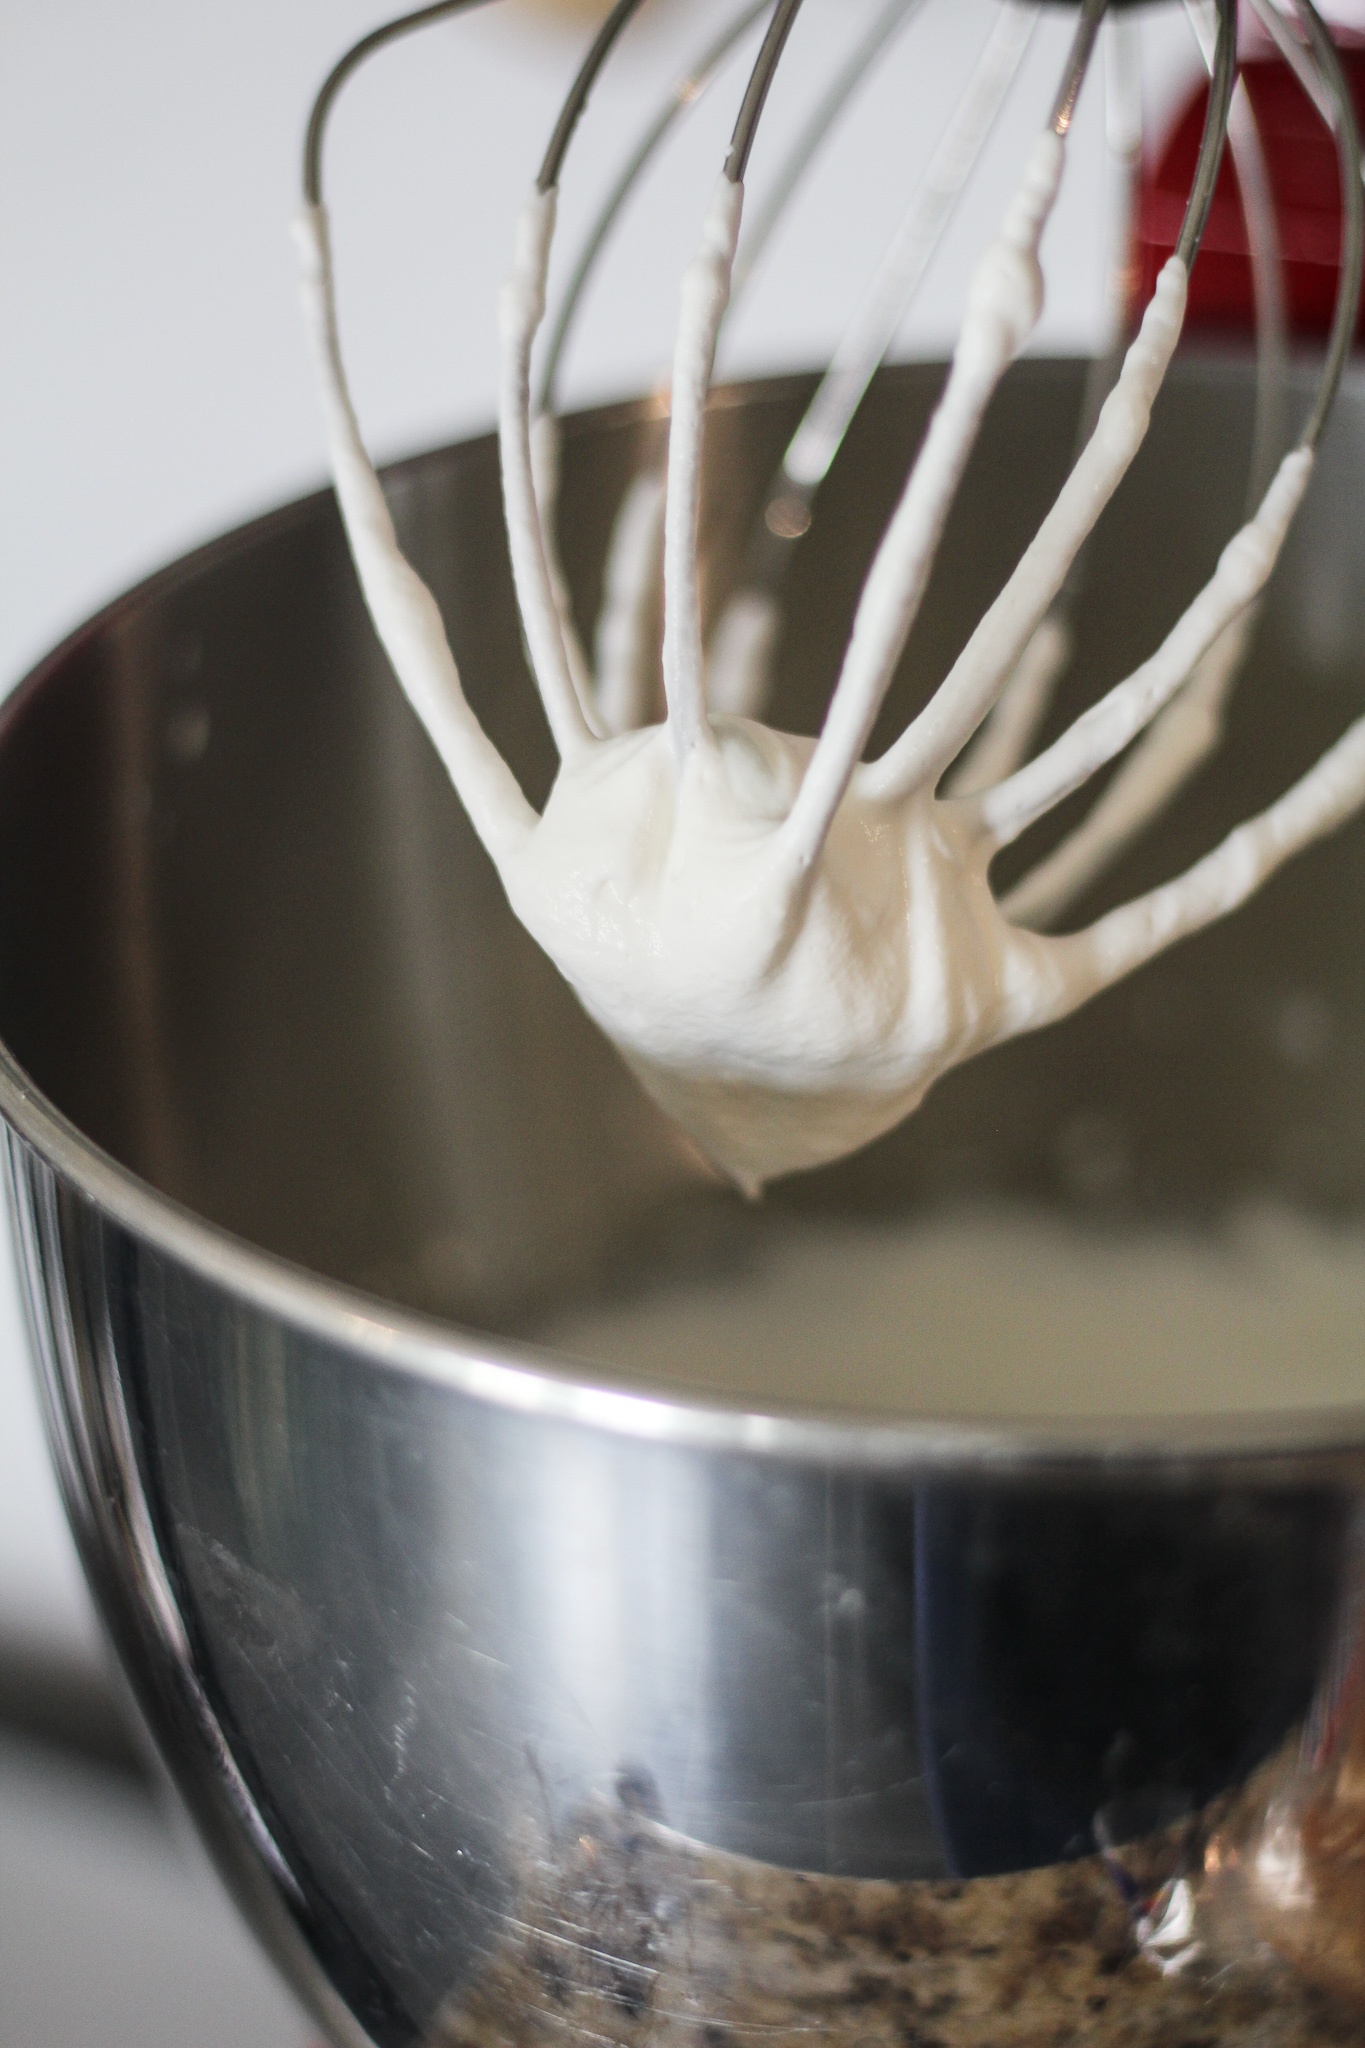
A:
[8,362,1365,2043]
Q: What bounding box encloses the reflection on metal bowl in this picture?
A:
[8,360,1365,2045]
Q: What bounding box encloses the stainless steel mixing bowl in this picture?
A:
[9,360,1365,2046]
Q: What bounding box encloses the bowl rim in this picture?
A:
[5,369,1365,1471]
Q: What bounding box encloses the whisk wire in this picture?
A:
[537,0,774,416]
[1050,0,1108,136]
[303,0,488,205]
[1293,0,1364,451]
[1174,0,1237,265]
[706,0,1041,726]
[984,0,1288,918]
[782,0,1115,859]
[546,0,938,731]
[538,0,653,193]
[725,0,809,184]
[729,0,928,306]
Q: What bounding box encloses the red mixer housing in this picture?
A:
[1135,26,1365,338]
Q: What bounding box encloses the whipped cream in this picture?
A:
[296,104,1365,1194]
[540,1202,1365,1420]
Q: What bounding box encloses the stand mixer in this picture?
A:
[9,3,1365,2045]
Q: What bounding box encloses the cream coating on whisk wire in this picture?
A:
[297,0,1365,1195]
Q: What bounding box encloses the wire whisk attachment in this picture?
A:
[297,0,1365,1193]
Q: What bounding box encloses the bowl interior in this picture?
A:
[4,358,1365,1417]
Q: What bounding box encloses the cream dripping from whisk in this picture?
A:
[296,0,1365,1194]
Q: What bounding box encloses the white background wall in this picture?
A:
[0,0,1203,1694]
